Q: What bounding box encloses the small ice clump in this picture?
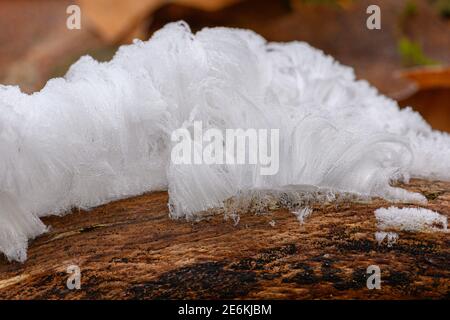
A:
[375,207,448,233]
[292,207,313,224]
[375,231,399,247]
[1,21,450,262]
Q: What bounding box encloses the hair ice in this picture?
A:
[375,207,448,232]
[1,21,450,262]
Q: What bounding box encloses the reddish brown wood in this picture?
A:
[0,179,449,299]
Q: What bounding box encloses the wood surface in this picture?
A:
[0,179,448,299]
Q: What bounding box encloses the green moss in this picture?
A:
[397,37,439,67]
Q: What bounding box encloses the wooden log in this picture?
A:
[0,179,448,299]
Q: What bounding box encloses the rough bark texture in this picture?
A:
[0,179,449,300]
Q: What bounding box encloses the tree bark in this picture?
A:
[0,179,448,299]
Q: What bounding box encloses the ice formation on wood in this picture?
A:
[293,207,313,224]
[375,231,399,247]
[375,207,448,232]
[1,21,450,262]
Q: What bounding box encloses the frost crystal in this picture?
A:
[1,21,450,261]
[375,207,448,232]
[375,231,399,247]
[292,207,313,224]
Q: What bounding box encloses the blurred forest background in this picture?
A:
[0,0,449,131]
